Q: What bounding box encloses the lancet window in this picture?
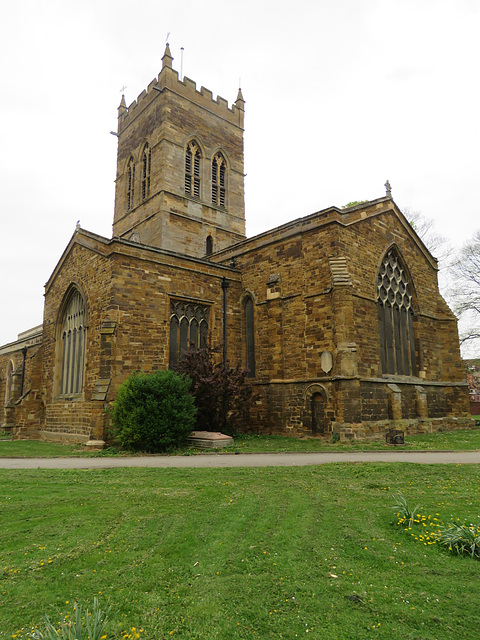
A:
[206,235,213,256]
[141,143,151,200]
[244,295,255,377]
[126,157,135,210]
[377,249,417,376]
[212,152,226,208]
[59,289,87,395]
[4,360,13,404]
[169,300,209,368]
[185,141,201,198]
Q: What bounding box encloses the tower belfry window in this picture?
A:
[212,153,226,208]
[126,157,135,210]
[141,143,151,200]
[377,248,417,376]
[185,141,201,199]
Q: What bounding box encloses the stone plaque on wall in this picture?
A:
[321,351,333,374]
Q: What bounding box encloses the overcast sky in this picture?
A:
[1,0,479,353]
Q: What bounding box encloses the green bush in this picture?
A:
[110,369,196,452]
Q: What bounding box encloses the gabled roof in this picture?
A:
[210,197,438,270]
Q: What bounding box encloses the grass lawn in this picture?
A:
[1,464,480,639]
[2,424,480,458]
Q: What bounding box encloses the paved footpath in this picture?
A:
[1,450,480,469]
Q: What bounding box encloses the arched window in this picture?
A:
[377,248,417,376]
[4,360,14,404]
[244,295,255,377]
[141,143,151,200]
[212,152,226,208]
[205,235,213,256]
[60,289,87,395]
[185,141,201,198]
[169,300,209,367]
[126,157,135,210]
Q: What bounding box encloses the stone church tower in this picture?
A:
[112,44,246,257]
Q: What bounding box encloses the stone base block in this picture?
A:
[187,431,233,449]
[86,440,106,450]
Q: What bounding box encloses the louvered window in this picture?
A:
[60,289,86,395]
[169,300,209,368]
[141,143,151,200]
[212,153,226,208]
[126,157,135,210]
[185,141,201,198]
[377,249,417,376]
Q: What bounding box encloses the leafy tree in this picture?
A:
[176,346,255,436]
[110,369,196,452]
[341,200,368,209]
[451,230,480,350]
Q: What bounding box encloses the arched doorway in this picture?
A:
[311,391,328,435]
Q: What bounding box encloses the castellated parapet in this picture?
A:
[119,70,245,133]
[112,44,246,258]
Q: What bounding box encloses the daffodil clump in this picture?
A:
[392,492,480,559]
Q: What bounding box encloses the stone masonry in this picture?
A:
[0,45,472,443]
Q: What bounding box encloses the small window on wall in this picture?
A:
[59,288,87,395]
[244,295,255,377]
[141,143,151,200]
[206,235,213,256]
[212,152,226,208]
[169,300,210,368]
[126,157,135,210]
[185,141,201,198]
[377,248,417,376]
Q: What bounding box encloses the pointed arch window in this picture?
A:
[377,248,417,376]
[4,360,14,404]
[169,300,209,368]
[244,295,255,377]
[60,289,87,395]
[126,157,135,210]
[141,143,151,200]
[185,141,201,199]
[212,152,226,208]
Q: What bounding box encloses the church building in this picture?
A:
[0,46,471,444]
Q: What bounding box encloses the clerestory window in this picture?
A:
[141,143,151,200]
[126,157,135,210]
[376,248,417,376]
[169,300,209,368]
[185,141,201,199]
[212,152,226,208]
[59,289,87,395]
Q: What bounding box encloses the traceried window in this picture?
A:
[185,141,201,198]
[377,248,417,376]
[212,152,226,208]
[169,300,209,368]
[141,143,151,200]
[126,157,135,210]
[60,289,87,395]
[244,295,255,377]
